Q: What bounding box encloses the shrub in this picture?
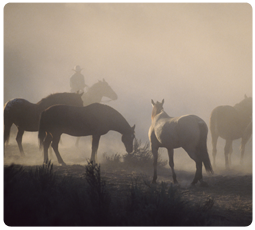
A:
[103,139,168,169]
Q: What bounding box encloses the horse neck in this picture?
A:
[151,108,170,121]
[234,103,251,127]
[151,107,161,120]
[107,108,131,134]
[84,84,104,104]
[36,94,70,112]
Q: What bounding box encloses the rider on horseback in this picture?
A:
[70,65,88,93]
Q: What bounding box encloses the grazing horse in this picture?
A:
[76,79,118,146]
[38,103,135,165]
[4,92,84,155]
[210,95,252,168]
[82,79,117,106]
[148,99,213,185]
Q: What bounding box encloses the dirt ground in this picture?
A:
[4,140,253,226]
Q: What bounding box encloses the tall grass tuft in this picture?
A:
[85,161,111,225]
[103,139,168,169]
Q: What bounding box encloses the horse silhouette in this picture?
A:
[82,79,117,106]
[76,79,118,146]
[38,103,135,165]
[4,92,84,155]
[149,99,213,186]
[210,95,252,168]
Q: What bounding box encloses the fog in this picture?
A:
[4,3,252,169]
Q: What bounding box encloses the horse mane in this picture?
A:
[87,103,132,134]
[36,92,83,109]
[234,96,252,114]
[37,92,69,105]
[87,80,107,93]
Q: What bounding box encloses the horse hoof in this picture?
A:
[60,162,67,166]
[152,180,157,184]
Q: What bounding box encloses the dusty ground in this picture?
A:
[4,140,253,226]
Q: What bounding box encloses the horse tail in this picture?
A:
[198,121,213,174]
[4,102,13,145]
[38,111,46,149]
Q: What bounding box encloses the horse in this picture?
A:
[38,103,135,165]
[75,79,118,146]
[4,92,84,156]
[148,99,213,186]
[82,79,117,106]
[210,95,252,168]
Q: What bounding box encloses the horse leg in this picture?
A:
[16,128,25,156]
[151,145,159,184]
[224,140,232,169]
[211,134,218,168]
[228,141,233,166]
[91,135,101,164]
[51,134,66,166]
[240,133,251,164]
[43,134,52,164]
[191,161,203,186]
[167,148,178,184]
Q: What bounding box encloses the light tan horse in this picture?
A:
[38,103,135,165]
[210,95,252,168]
[149,99,213,186]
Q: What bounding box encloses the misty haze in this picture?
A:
[4,3,252,226]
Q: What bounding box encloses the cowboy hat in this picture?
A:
[72,65,83,72]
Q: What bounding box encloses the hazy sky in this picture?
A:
[4,3,252,142]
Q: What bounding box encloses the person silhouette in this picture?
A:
[70,65,87,93]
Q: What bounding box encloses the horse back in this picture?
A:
[152,114,205,149]
[210,105,243,139]
[4,99,38,130]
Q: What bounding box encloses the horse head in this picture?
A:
[234,95,252,121]
[121,125,135,154]
[151,99,164,120]
[98,79,118,101]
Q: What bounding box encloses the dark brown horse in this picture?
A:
[210,95,252,168]
[76,79,118,146]
[4,92,84,155]
[149,99,213,186]
[38,103,135,165]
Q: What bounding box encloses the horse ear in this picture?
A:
[131,125,135,132]
[151,99,155,106]
[245,94,248,99]
[103,78,105,82]
[161,99,164,105]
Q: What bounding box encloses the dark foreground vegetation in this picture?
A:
[4,140,252,226]
[5,161,214,226]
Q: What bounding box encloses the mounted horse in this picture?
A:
[149,99,213,186]
[82,79,117,106]
[210,95,252,168]
[38,103,135,165]
[4,92,84,156]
